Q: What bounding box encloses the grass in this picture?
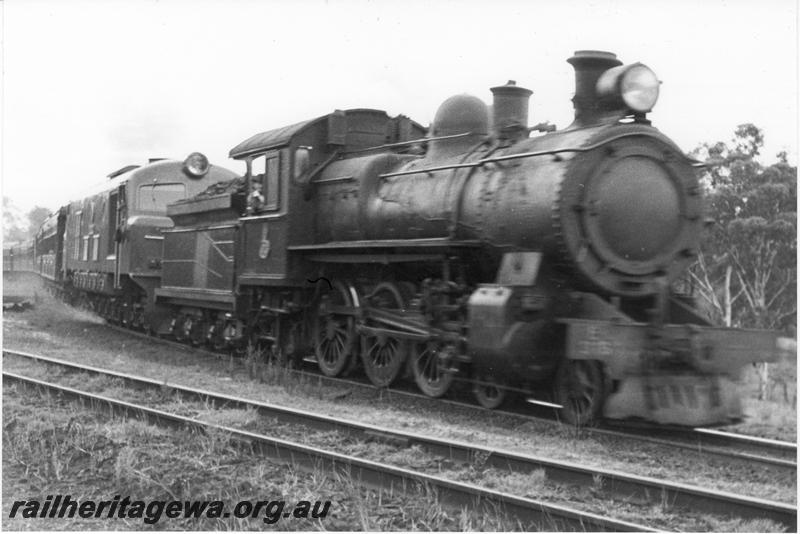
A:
[3,272,45,301]
[3,382,546,531]
[729,352,797,441]
[241,344,328,400]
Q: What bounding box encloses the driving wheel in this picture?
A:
[361,283,409,387]
[313,281,357,377]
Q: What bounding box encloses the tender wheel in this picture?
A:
[361,283,409,387]
[555,359,605,426]
[247,315,279,356]
[313,281,357,377]
[182,316,196,341]
[208,321,227,351]
[473,376,507,409]
[410,340,454,398]
[172,315,188,342]
[189,318,207,346]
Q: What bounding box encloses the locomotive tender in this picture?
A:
[36,50,779,426]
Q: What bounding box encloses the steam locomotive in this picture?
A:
[32,50,779,426]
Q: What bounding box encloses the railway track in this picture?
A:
[4,348,797,531]
[4,367,653,532]
[102,323,798,472]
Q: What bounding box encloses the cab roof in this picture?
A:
[229,109,426,159]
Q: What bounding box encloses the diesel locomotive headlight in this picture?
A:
[596,63,660,113]
[183,152,210,178]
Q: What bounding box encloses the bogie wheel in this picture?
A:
[361,282,409,388]
[131,308,145,331]
[103,299,113,321]
[143,321,154,337]
[473,376,507,409]
[555,359,605,426]
[180,316,196,341]
[111,302,123,325]
[410,340,454,397]
[122,306,135,327]
[313,281,357,377]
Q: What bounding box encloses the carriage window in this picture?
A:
[137,183,186,211]
[92,235,100,261]
[74,211,82,260]
[249,154,280,212]
[108,193,118,255]
[94,197,104,223]
[82,235,89,261]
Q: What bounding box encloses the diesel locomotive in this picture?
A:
[35,50,779,426]
[33,155,237,326]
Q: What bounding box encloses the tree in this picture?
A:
[26,206,51,237]
[3,197,27,244]
[689,124,796,333]
[2,198,53,243]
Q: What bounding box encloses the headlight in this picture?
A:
[183,152,210,178]
[596,63,660,113]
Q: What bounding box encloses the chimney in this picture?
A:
[566,50,622,127]
[490,80,532,142]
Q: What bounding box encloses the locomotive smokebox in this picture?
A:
[490,80,532,142]
[567,50,622,126]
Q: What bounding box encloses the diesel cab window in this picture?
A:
[138,183,186,212]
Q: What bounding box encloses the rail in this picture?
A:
[4,369,655,532]
[5,349,796,530]
[87,324,800,472]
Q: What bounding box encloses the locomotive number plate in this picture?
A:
[566,321,643,374]
[258,224,270,259]
[575,324,614,357]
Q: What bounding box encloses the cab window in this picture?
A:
[250,153,280,212]
[137,183,186,211]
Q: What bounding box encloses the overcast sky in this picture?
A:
[2,0,797,216]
